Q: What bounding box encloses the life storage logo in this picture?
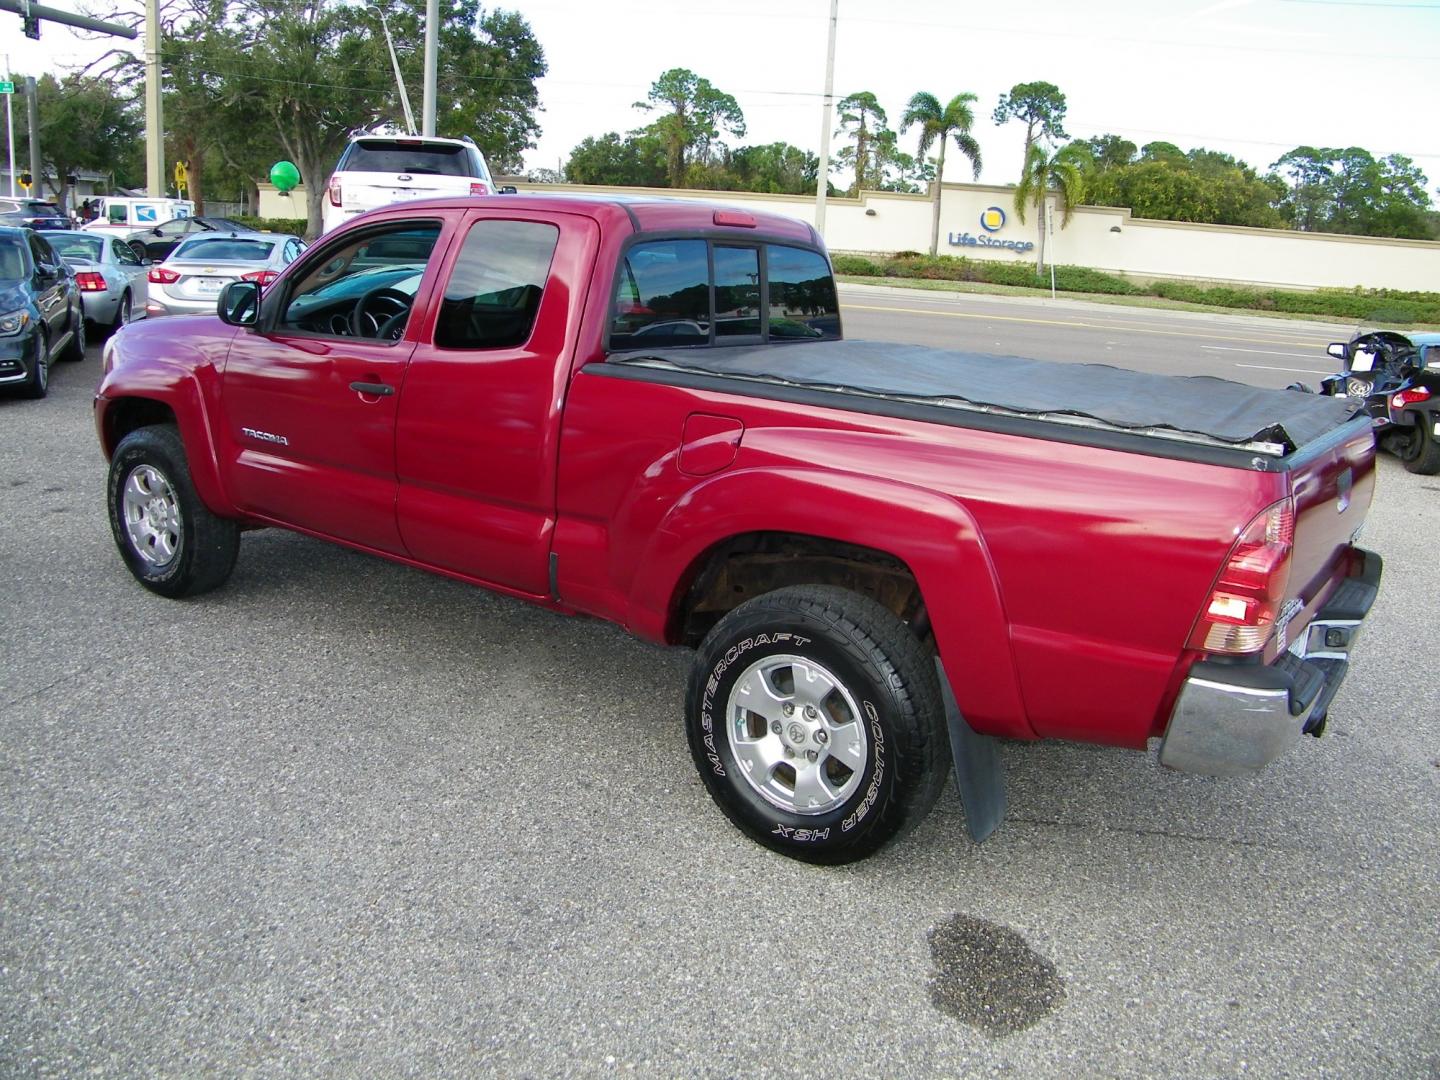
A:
[948,205,1034,253]
[980,206,1006,232]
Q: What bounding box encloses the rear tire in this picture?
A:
[111,291,132,333]
[60,305,86,362]
[1400,415,1440,476]
[108,425,240,597]
[685,585,950,864]
[20,329,49,399]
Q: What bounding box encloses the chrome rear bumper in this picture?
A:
[1158,549,1381,777]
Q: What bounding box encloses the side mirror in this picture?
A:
[152,227,163,236]
[218,280,261,326]
[1327,343,1348,361]
[141,259,152,267]
[498,185,518,195]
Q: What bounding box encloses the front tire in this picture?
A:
[685,585,950,864]
[108,425,240,597]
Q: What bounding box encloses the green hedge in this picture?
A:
[230,214,309,238]
[833,252,1440,323]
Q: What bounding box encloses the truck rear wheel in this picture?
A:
[685,585,950,864]
[108,425,240,597]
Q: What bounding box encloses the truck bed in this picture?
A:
[605,341,1364,469]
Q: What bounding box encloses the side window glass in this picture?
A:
[279,221,441,340]
[30,235,55,268]
[435,219,558,350]
[766,245,840,341]
[609,240,710,350]
[107,204,128,225]
[113,240,140,266]
[714,246,761,341]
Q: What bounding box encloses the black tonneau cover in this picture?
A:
[610,340,1360,453]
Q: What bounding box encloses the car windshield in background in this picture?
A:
[0,237,24,280]
[340,142,471,176]
[172,238,277,262]
[46,235,105,262]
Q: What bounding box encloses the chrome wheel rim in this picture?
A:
[117,295,129,326]
[725,653,869,816]
[122,464,182,568]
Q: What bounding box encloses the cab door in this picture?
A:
[394,209,596,594]
[219,214,456,554]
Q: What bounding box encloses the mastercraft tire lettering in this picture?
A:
[685,585,950,864]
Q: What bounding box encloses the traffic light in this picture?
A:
[19,172,32,190]
[23,13,40,38]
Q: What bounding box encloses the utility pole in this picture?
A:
[374,6,416,134]
[3,56,14,198]
[144,0,164,196]
[25,76,39,198]
[813,0,838,237]
[421,0,437,136]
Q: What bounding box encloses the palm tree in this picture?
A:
[1013,141,1089,273]
[835,91,887,196]
[900,91,983,256]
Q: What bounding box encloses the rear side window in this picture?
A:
[609,239,839,351]
[340,141,473,176]
[173,238,276,262]
[108,204,128,224]
[435,219,558,350]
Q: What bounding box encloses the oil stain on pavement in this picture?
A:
[927,914,1066,1036]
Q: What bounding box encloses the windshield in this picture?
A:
[46,234,104,262]
[0,238,24,281]
[172,237,276,262]
[340,141,473,176]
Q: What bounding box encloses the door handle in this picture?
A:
[349,381,394,396]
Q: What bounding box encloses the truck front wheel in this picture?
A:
[108,425,240,597]
[685,585,950,864]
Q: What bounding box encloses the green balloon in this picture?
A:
[269,161,301,193]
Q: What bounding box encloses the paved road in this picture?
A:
[1,328,1437,1078]
[840,282,1349,388]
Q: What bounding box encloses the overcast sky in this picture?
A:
[7,0,1439,191]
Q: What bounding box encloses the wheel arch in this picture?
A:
[98,393,232,516]
[633,467,1032,739]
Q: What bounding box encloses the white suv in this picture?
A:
[322,133,498,234]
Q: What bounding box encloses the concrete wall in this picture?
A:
[258,179,1440,293]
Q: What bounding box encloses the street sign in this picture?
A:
[0,81,15,94]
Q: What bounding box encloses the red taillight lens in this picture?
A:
[1392,387,1431,409]
[1187,499,1295,655]
[469,182,490,196]
[328,175,342,207]
[241,270,279,286]
[148,266,180,284]
[75,271,107,291]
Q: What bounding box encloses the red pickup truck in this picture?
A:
[95,194,1381,863]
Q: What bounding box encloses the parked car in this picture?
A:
[126,216,255,264]
[0,227,86,398]
[45,230,151,333]
[96,194,1380,864]
[0,197,71,231]
[145,232,305,317]
[322,131,496,233]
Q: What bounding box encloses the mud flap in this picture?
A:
[935,659,1006,842]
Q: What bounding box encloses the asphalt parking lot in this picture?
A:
[2,302,1437,1078]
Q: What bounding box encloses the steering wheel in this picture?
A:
[351,286,412,339]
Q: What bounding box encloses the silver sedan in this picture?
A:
[145,232,305,318]
[45,231,151,332]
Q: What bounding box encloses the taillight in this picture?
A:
[241,270,279,286]
[328,175,343,207]
[469,182,490,196]
[148,266,180,284]
[1187,499,1295,655]
[76,271,107,291]
[1392,387,1431,409]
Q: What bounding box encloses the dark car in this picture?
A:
[0,198,72,231]
[126,216,255,263]
[0,227,87,399]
